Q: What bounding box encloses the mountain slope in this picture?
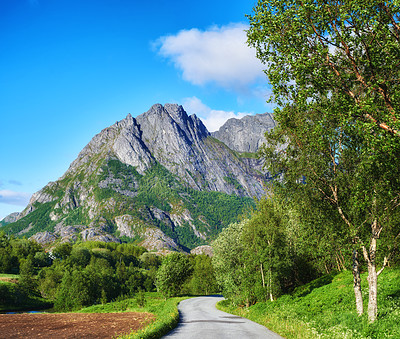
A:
[0,212,20,227]
[3,104,269,251]
[212,112,276,153]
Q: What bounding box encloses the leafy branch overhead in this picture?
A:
[248,0,400,137]
[248,0,400,323]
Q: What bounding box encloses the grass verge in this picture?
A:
[217,299,317,338]
[0,274,19,280]
[217,268,400,339]
[78,292,189,339]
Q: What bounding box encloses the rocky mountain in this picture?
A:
[0,212,20,227]
[3,104,273,252]
[212,112,276,153]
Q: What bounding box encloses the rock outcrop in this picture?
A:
[30,231,58,245]
[212,113,276,153]
[135,103,265,197]
[190,245,213,257]
[0,212,20,226]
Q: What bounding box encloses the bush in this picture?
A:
[155,253,193,298]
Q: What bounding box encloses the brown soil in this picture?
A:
[0,277,18,284]
[0,312,155,338]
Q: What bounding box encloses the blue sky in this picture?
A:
[0,0,272,220]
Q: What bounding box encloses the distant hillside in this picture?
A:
[3,104,271,251]
[0,212,20,227]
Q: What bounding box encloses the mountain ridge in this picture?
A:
[2,104,275,252]
[211,112,276,153]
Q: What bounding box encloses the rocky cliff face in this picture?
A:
[136,103,265,196]
[6,104,272,252]
[21,104,265,214]
[211,112,276,153]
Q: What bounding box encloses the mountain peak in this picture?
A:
[10,102,270,251]
[212,112,276,153]
[164,103,187,122]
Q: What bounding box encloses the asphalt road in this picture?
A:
[162,296,283,339]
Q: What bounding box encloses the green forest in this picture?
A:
[0,234,218,313]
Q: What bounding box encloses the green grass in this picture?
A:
[217,268,400,339]
[234,151,258,159]
[77,292,189,339]
[0,274,19,280]
[0,274,53,312]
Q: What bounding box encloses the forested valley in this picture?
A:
[0,235,217,312]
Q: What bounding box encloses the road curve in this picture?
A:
[162,295,283,339]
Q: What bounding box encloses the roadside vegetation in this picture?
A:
[212,1,400,337]
[217,268,400,338]
[77,292,188,339]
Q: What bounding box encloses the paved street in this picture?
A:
[162,296,283,339]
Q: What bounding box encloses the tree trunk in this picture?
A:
[267,241,274,301]
[336,256,341,271]
[324,262,329,274]
[352,249,364,316]
[338,250,347,270]
[363,237,378,323]
[362,217,382,323]
[269,267,273,301]
[260,263,265,288]
[367,258,378,323]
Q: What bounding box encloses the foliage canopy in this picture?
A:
[248,0,400,322]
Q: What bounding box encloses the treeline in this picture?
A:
[0,234,159,310]
[244,0,400,324]
[155,252,218,298]
[212,191,400,310]
[213,196,317,307]
[0,232,218,311]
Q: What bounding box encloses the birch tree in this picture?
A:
[241,198,292,303]
[212,221,246,304]
[248,0,400,322]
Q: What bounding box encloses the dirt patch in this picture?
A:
[0,312,155,338]
[0,277,18,284]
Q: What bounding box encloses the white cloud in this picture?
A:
[0,190,31,207]
[156,23,265,90]
[182,97,248,132]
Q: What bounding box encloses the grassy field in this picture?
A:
[0,274,19,280]
[1,281,187,338]
[1,274,187,339]
[217,268,400,339]
[78,292,189,339]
